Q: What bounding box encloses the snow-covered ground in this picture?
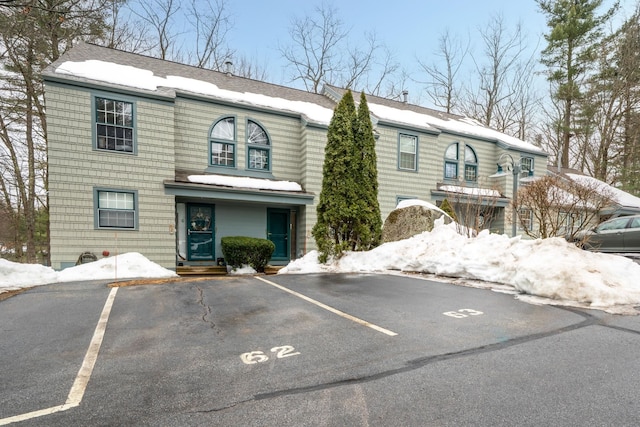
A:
[280,219,640,315]
[0,252,177,292]
[2,222,640,314]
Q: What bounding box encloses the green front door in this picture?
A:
[187,204,215,261]
[267,209,290,261]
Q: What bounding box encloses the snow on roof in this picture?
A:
[54,58,545,153]
[55,60,334,124]
[567,173,640,209]
[438,185,502,198]
[188,174,303,192]
[368,102,544,154]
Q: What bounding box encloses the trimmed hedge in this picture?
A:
[221,236,275,272]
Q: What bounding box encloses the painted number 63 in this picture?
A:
[443,309,484,319]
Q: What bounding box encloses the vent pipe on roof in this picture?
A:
[224,60,233,76]
[402,90,408,103]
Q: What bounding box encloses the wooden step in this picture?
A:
[176,265,227,276]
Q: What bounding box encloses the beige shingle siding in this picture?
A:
[375,125,439,219]
[47,84,176,270]
[174,97,304,182]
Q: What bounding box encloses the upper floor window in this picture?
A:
[95,97,134,153]
[210,117,236,167]
[247,120,270,170]
[398,133,417,171]
[520,156,534,176]
[95,188,137,229]
[444,143,458,180]
[464,145,478,182]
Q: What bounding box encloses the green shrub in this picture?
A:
[221,236,275,272]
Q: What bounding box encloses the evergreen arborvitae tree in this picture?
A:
[312,90,359,262]
[440,198,458,221]
[353,92,382,250]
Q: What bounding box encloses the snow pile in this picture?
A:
[188,174,302,192]
[0,259,59,290]
[1,253,177,292]
[280,220,640,313]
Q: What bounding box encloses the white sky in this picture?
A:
[3,215,640,315]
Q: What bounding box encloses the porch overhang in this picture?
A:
[431,189,511,208]
[164,180,315,206]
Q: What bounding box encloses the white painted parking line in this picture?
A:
[0,287,118,426]
[255,276,398,337]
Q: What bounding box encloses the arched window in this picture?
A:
[247,120,270,170]
[444,143,458,180]
[210,117,236,167]
[464,145,478,182]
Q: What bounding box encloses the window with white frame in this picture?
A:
[464,145,478,182]
[210,117,236,167]
[444,143,458,179]
[247,120,270,170]
[518,208,533,231]
[520,156,534,176]
[95,189,137,229]
[95,97,134,153]
[558,211,582,235]
[398,133,417,171]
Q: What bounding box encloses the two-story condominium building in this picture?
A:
[43,43,548,271]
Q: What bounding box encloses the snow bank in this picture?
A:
[1,253,177,292]
[281,220,640,312]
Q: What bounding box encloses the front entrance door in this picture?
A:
[267,209,290,261]
[187,204,215,261]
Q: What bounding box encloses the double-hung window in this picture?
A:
[464,145,478,182]
[95,97,134,153]
[398,133,417,171]
[520,157,534,176]
[444,143,458,180]
[247,120,270,171]
[95,189,137,229]
[210,117,236,167]
[518,208,532,231]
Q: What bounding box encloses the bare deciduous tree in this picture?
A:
[280,3,347,93]
[279,3,400,95]
[461,14,539,140]
[103,0,154,54]
[186,0,233,70]
[513,174,613,240]
[0,0,110,262]
[131,0,180,60]
[417,29,468,114]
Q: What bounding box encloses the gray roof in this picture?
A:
[43,42,337,111]
[43,43,547,155]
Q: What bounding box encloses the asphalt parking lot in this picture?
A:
[1,273,640,426]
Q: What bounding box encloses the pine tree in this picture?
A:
[536,0,618,168]
[312,90,359,262]
[353,92,381,250]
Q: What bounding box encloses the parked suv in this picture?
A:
[571,214,640,253]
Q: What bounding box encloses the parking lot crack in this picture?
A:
[194,398,253,413]
[196,286,218,333]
